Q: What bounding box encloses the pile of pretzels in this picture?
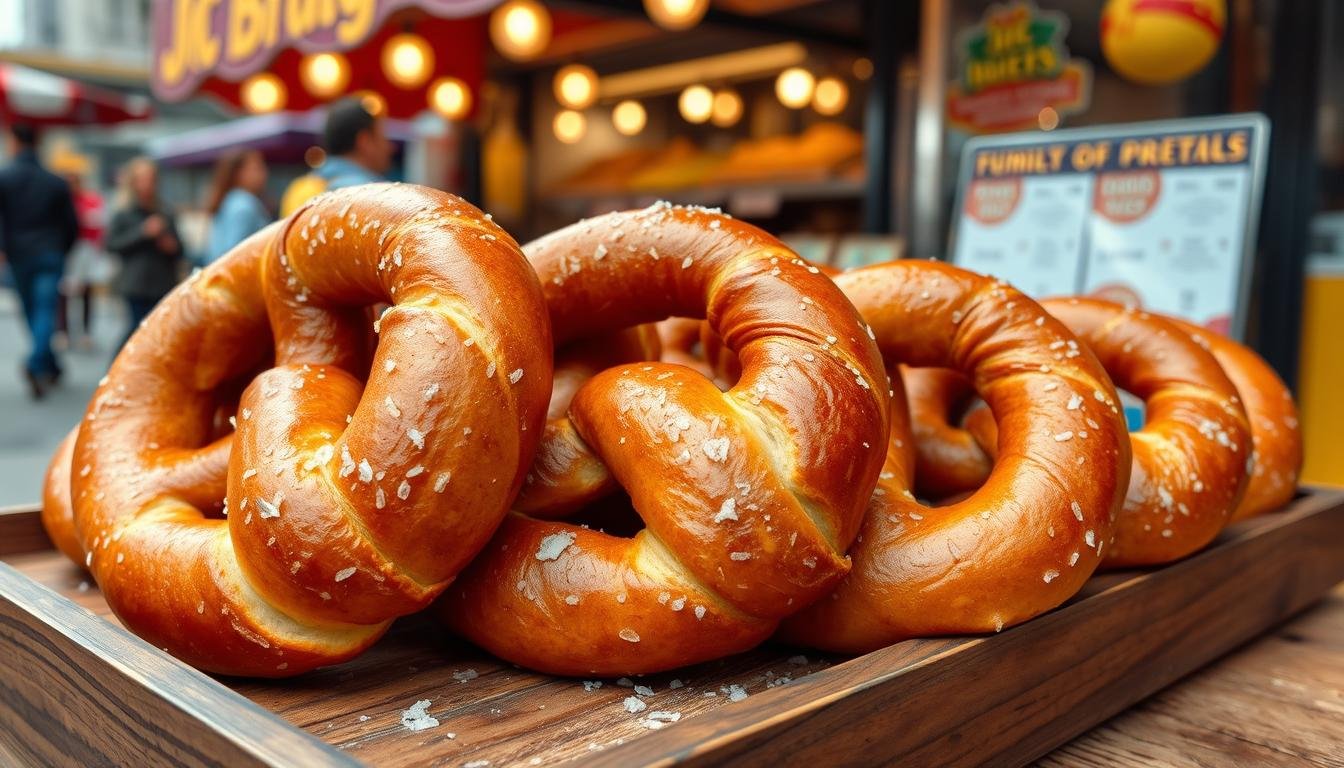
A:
[41,184,1301,678]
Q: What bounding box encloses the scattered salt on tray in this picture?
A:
[641,711,682,730]
[400,699,439,732]
[453,668,479,683]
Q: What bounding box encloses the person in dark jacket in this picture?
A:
[105,157,182,352]
[0,123,79,399]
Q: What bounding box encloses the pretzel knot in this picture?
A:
[60,185,551,676]
[1038,299,1251,565]
[441,203,890,676]
[780,261,1132,653]
[1162,317,1300,521]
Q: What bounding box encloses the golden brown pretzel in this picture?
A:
[779,261,1131,653]
[41,429,84,564]
[1037,299,1250,566]
[901,366,994,500]
[521,325,663,519]
[1163,318,1300,519]
[441,203,890,675]
[654,316,719,380]
[62,185,551,677]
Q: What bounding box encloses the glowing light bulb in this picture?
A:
[491,0,552,61]
[300,52,350,99]
[429,77,473,121]
[679,84,713,124]
[553,109,587,144]
[710,89,742,127]
[612,100,647,136]
[554,64,598,110]
[382,33,434,89]
[643,0,710,30]
[241,73,286,114]
[356,90,387,117]
[812,77,848,116]
[775,67,815,109]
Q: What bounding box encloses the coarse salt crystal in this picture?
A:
[702,437,730,462]
[400,700,439,732]
[535,531,577,561]
[714,498,738,523]
[335,566,356,582]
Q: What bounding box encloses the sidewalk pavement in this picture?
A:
[0,290,128,507]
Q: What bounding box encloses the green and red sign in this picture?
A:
[947,2,1092,134]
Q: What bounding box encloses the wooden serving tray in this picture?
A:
[3,489,1343,767]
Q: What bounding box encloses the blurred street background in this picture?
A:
[0,292,120,505]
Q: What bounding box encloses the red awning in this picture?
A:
[0,64,152,126]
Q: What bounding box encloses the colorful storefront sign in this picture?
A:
[951,114,1268,339]
[946,2,1092,134]
[151,0,499,102]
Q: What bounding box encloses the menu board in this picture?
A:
[950,114,1269,339]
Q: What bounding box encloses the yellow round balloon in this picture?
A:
[1101,0,1225,85]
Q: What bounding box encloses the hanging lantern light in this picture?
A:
[775,67,815,109]
[490,0,552,61]
[553,109,587,143]
[852,57,874,81]
[812,76,849,116]
[611,100,647,136]
[299,52,351,99]
[710,88,742,127]
[554,64,598,110]
[241,73,286,114]
[643,0,710,30]
[429,77,473,121]
[678,84,713,124]
[382,32,435,89]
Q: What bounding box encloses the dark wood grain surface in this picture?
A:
[2,490,1342,767]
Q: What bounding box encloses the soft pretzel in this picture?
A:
[441,203,890,676]
[779,261,1131,653]
[1034,299,1250,566]
[61,185,551,677]
[655,316,719,381]
[520,325,662,519]
[41,429,85,564]
[901,366,994,500]
[944,303,1259,559]
[1164,318,1301,520]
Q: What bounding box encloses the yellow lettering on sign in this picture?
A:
[286,0,339,37]
[228,0,268,61]
[159,0,222,87]
[1226,131,1248,163]
[336,0,376,46]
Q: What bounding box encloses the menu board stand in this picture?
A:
[949,114,1269,340]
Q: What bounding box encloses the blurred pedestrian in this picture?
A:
[51,149,108,352]
[202,149,270,264]
[280,97,393,217]
[0,123,79,399]
[105,157,181,351]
